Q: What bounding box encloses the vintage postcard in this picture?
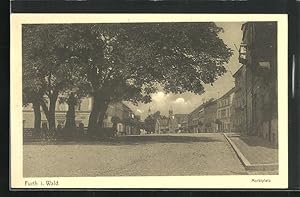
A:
[10,14,288,189]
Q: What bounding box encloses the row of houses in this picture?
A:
[153,88,235,135]
[23,98,140,136]
[153,22,278,145]
[186,88,236,134]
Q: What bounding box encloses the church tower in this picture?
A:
[168,106,175,133]
[169,108,173,117]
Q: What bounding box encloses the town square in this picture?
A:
[21,20,278,177]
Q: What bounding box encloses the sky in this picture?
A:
[126,22,244,120]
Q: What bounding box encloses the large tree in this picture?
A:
[144,111,162,133]
[61,23,232,135]
[22,79,44,136]
[23,25,82,131]
[23,23,232,136]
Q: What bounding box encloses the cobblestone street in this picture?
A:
[24,133,249,177]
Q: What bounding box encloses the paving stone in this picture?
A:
[23,133,247,177]
[230,136,278,165]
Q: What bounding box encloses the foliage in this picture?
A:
[44,23,232,103]
[23,23,233,131]
[23,25,78,97]
[144,111,162,133]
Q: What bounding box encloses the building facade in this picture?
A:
[188,104,204,133]
[188,99,218,133]
[239,22,278,145]
[174,114,188,132]
[155,109,182,134]
[23,97,93,130]
[202,100,218,133]
[23,97,137,135]
[232,65,247,133]
[216,88,235,133]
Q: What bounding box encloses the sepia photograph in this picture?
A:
[10,14,288,188]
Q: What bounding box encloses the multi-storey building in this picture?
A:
[23,97,137,135]
[232,65,247,133]
[202,100,218,133]
[103,102,136,134]
[188,104,204,133]
[188,99,217,133]
[239,22,277,145]
[23,97,92,130]
[216,88,235,133]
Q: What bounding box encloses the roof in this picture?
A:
[232,65,245,78]
[174,114,188,121]
[218,87,235,100]
[174,114,188,118]
[121,102,134,113]
[189,98,217,115]
[189,103,205,114]
[204,99,217,107]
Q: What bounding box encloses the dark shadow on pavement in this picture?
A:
[24,135,222,146]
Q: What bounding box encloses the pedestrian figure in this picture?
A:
[78,123,84,138]
[41,122,48,141]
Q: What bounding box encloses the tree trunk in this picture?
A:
[64,93,77,138]
[65,93,77,129]
[87,95,109,136]
[32,101,41,137]
[87,97,101,136]
[48,95,57,131]
[97,104,109,127]
[41,94,58,132]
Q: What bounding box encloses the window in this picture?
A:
[221,109,226,118]
[118,124,123,132]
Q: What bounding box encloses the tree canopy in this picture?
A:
[22,23,233,133]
